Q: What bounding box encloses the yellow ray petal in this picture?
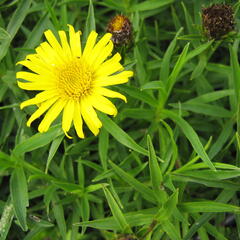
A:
[38,99,66,133]
[62,100,75,137]
[44,29,62,52]
[58,30,72,59]
[89,33,112,65]
[73,101,84,138]
[95,53,123,77]
[95,70,133,87]
[81,99,102,136]
[68,24,82,57]
[20,90,58,109]
[17,60,51,76]
[92,41,113,70]
[91,95,117,116]
[39,42,64,65]
[82,31,98,59]
[26,97,58,127]
[95,87,127,102]
[35,45,55,65]
[26,54,53,72]
[17,71,41,82]
[18,81,54,91]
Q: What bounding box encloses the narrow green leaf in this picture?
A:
[120,85,158,107]
[0,0,32,61]
[160,28,183,82]
[86,183,108,193]
[160,120,178,174]
[0,28,10,40]
[109,161,156,203]
[163,109,215,170]
[52,193,67,240]
[52,180,83,194]
[98,0,125,12]
[99,113,148,156]
[44,0,59,29]
[230,44,240,101]
[155,189,179,220]
[171,174,240,190]
[169,102,233,118]
[186,90,234,104]
[83,0,95,43]
[179,201,240,213]
[131,0,174,11]
[147,135,166,203]
[171,6,181,31]
[185,41,213,62]
[181,1,199,47]
[80,195,90,234]
[206,63,231,75]
[77,159,103,172]
[190,54,207,80]
[102,186,131,233]
[166,43,190,96]
[45,135,64,173]
[141,81,163,90]
[17,13,50,61]
[75,208,157,230]
[162,220,181,240]
[0,151,14,170]
[203,221,229,240]
[10,167,29,231]
[98,129,109,171]
[13,124,63,156]
[121,108,155,121]
[183,190,235,240]
[174,169,240,181]
[0,202,14,240]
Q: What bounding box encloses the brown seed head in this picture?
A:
[202,4,235,39]
[107,15,132,45]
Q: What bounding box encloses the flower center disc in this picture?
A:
[57,59,93,100]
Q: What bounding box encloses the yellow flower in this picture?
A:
[16,25,133,138]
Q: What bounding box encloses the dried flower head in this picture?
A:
[16,25,133,138]
[107,15,132,45]
[202,4,235,39]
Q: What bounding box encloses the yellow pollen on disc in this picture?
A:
[57,59,93,100]
[112,16,125,31]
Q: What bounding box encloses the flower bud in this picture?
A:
[107,15,132,45]
[202,4,235,39]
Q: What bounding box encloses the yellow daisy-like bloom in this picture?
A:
[16,25,133,138]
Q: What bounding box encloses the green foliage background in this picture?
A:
[1,0,240,239]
